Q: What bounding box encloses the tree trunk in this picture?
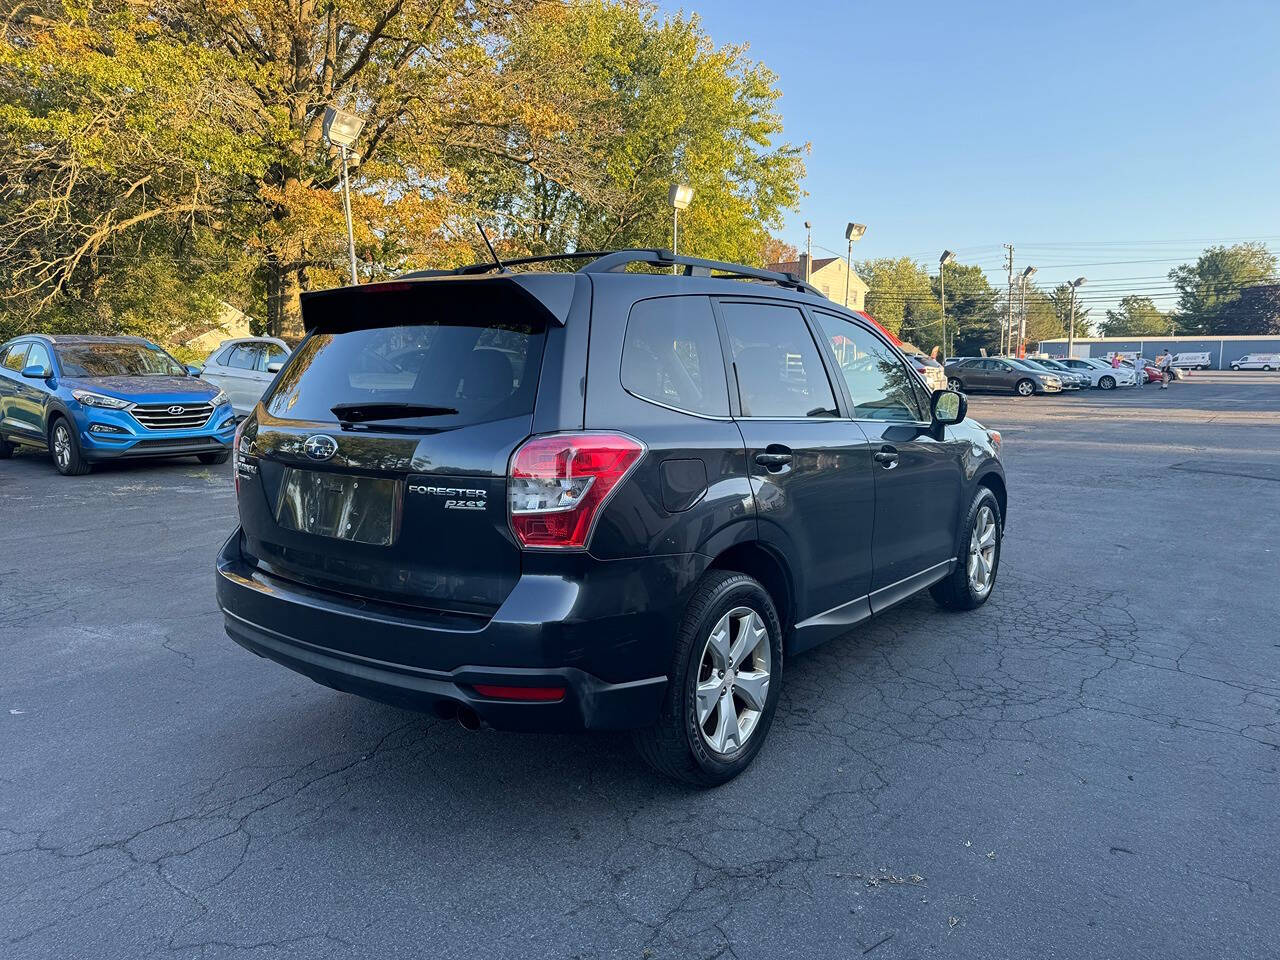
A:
[264,251,304,338]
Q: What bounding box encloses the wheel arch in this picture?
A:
[707,541,795,637]
[975,469,1007,524]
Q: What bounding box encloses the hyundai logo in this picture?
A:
[303,434,339,461]
[167,405,186,415]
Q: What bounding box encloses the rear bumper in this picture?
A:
[215,531,688,731]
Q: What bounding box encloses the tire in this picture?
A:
[633,570,784,787]
[0,436,13,459]
[49,416,90,476]
[947,377,963,392]
[1231,365,1240,371]
[1014,378,1035,397]
[197,450,231,465]
[931,486,1003,611]
[1099,375,1116,390]
[1265,365,1273,371]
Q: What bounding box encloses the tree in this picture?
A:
[485,3,805,267]
[1216,283,1280,335]
[761,236,798,265]
[0,1,805,341]
[932,263,998,356]
[1100,296,1169,337]
[1169,243,1277,334]
[858,257,938,344]
[1047,283,1093,341]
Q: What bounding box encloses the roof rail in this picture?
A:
[398,248,822,296]
[581,249,820,295]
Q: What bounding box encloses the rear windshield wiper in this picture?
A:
[330,402,458,422]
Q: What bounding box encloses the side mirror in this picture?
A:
[186,364,203,377]
[266,361,283,374]
[21,364,51,380]
[931,388,966,428]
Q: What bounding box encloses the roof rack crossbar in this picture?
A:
[396,248,823,296]
[580,249,820,295]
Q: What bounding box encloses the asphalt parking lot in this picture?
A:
[2,371,1278,960]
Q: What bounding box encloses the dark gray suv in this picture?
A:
[217,250,1007,785]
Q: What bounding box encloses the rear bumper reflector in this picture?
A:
[472,684,566,702]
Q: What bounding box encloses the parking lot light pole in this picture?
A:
[939,250,956,355]
[1019,265,1036,357]
[668,183,694,274]
[1067,276,1086,356]
[323,106,366,285]
[845,223,867,306]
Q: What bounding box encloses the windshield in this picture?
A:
[263,320,546,429]
[55,342,186,377]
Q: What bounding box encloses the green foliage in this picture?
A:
[858,257,938,343]
[1169,243,1277,334]
[1046,283,1092,341]
[0,0,805,342]
[1101,296,1170,337]
[934,263,998,356]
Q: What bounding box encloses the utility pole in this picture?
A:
[804,221,813,282]
[1003,244,1014,356]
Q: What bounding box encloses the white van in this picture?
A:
[1173,351,1211,369]
[1230,353,1279,371]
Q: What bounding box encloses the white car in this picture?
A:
[1057,357,1136,389]
[200,337,291,415]
[907,353,948,391]
[1230,353,1279,371]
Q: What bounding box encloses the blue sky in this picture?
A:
[656,0,1280,312]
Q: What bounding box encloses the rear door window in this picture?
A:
[227,345,260,370]
[621,296,728,416]
[719,301,838,418]
[264,320,546,429]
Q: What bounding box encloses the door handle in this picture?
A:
[754,447,793,471]
[873,446,899,469]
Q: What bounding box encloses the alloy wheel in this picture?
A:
[53,424,71,470]
[948,378,962,391]
[967,505,997,597]
[1017,380,1034,396]
[695,606,771,755]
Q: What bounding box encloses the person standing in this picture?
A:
[1158,348,1173,389]
[1111,353,1122,369]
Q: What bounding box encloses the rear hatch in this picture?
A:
[234,276,572,618]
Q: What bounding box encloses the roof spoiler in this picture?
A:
[299,273,577,333]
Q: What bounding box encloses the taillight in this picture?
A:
[508,432,645,549]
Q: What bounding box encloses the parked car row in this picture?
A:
[939,354,1165,396]
[0,334,289,475]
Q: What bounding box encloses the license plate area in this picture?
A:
[275,467,402,546]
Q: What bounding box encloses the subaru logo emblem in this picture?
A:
[167,405,185,415]
[303,434,338,461]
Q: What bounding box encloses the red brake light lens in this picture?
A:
[508,433,645,549]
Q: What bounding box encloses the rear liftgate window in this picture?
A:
[264,312,547,430]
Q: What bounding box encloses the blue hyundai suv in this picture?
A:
[0,334,235,475]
